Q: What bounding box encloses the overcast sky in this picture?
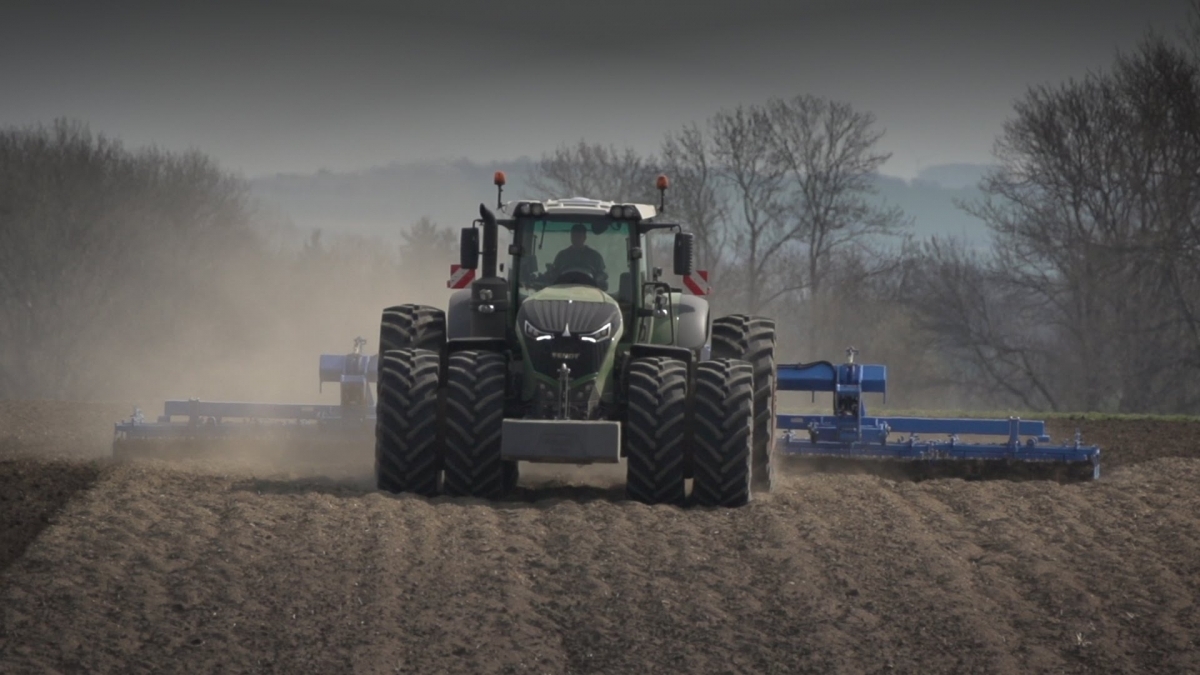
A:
[1,0,1191,179]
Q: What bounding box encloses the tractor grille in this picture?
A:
[525,333,606,380]
[532,378,601,420]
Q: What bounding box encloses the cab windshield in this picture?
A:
[515,219,632,298]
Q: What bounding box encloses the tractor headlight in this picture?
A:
[517,202,545,217]
[608,204,641,220]
[524,320,553,341]
[580,322,611,343]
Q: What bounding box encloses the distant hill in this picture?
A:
[915,163,996,190]
[872,171,993,245]
[248,158,996,247]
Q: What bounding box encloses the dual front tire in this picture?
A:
[623,355,758,508]
[374,304,515,499]
[375,347,516,498]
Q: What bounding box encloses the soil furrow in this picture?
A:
[1,403,1198,674]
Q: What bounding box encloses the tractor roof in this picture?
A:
[500,197,660,221]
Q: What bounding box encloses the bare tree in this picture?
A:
[707,104,790,313]
[525,140,659,203]
[903,237,1066,410]
[400,216,458,268]
[753,94,912,350]
[0,118,262,400]
[908,26,1200,413]
[764,94,910,301]
[520,97,909,331]
[658,123,731,295]
[1185,0,1200,61]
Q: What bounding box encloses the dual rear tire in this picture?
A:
[377,304,447,380]
[711,314,778,493]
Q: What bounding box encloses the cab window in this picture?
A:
[516,220,631,298]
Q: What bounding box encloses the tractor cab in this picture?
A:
[508,202,652,326]
[453,172,698,348]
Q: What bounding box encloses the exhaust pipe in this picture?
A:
[480,203,498,278]
[471,203,508,339]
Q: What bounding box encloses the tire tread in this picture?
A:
[375,348,442,496]
[690,358,754,507]
[624,357,688,506]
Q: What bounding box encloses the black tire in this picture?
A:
[690,358,755,507]
[378,304,447,378]
[711,314,778,492]
[442,349,512,499]
[624,356,688,506]
[375,348,443,497]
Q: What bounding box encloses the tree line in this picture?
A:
[525,14,1200,415]
[0,120,456,403]
[2,11,1197,414]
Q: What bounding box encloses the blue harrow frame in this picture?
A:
[113,338,379,450]
[773,351,1101,480]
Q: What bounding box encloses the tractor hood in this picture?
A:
[516,285,624,419]
[517,285,622,338]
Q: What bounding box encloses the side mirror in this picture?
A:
[460,227,479,270]
[673,232,695,277]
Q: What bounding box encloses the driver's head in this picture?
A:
[571,223,587,247]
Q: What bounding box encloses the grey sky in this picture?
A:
[1,0,1190,179]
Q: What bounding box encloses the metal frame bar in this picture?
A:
[777,414,1053,441]
[772,352,1102,479]
[114,338,379,442]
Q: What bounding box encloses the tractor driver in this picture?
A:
[550,223,607,289]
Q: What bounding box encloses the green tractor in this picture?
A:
[373,172,778,507]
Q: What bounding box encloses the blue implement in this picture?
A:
[113,337,378,453]
[773,349,1101,480]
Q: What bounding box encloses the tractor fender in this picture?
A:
[447,289,473,339]
[674,294,710,351]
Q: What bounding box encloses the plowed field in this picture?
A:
[1,401,1197,674]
